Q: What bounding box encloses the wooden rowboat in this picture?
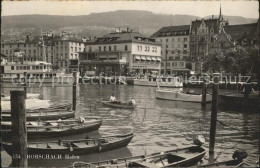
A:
[1,110,75,121]
[156,89,212,103]
[198,150,248,168]
[1,119,102,140]
[2,133,134,156]
[101,101,135,109]
[1,93,40,101]
[198,159,244,168]
[1,103,72,114]
[72,145,206,168]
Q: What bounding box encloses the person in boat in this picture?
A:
[129,97,136,105]
[110,94,117,103]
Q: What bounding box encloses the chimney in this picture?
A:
[212,15,214,19]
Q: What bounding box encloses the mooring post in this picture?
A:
[201,76,207,105]
[209,73,219,154]
[11,90,28,167]
[24,72,27,99]
[72,71,77,111]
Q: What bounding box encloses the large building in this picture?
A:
[189,7,229,73]
[79,28,161,76]
[150,25,190,76]
[1,33,85,72]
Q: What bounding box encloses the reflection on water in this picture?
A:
[1,84,259,167]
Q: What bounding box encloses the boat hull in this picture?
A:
[73,145,206,168]
[101,101,135,109]
[156,90,212,102]
[1,111,75,121]
[134,79,183,88]
[198,159,244,167]
[2,134,134,156]
[1,120,102,140]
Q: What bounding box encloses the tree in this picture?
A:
[202,49,224,73]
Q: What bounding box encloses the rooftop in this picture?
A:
[85,31,160,45]
[224,22,258,41]
[150,25,190,38]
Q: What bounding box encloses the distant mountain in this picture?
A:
[1,10,257,38]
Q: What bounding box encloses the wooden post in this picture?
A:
[243,76,252,105]
[24,72,27,99]
[209,73,219,154]
[201,77,207,105]
[72,71,77,111]
[11,90,28,167]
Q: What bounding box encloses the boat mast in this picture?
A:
[41,29,46,62]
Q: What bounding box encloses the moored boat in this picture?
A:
[1,103,72,114]
[1,119,102,139]
[156,89,212,103]
[72,145,206,168]
[1,110,75,121]
[2,133,134,156]
[198,149,248,168]
[1,93,40,101]
[134,76,183,88]
[101,101,135,109]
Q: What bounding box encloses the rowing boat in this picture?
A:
[101,101,135,109]
[198,159,244,168]
[198,150,248,168]
[1,110,75,121]
[72,145,206,168]
[1,103,72,114]
[1,119,102,139]
[2,133,134,156]
[156,89,212,103]
[1,93,40,101]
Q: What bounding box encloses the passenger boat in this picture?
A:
[156,89,212,103]
[1,110,75,121]
[101,101,135,109]
[1,119,102,139]
[72,145,206,168]
[134,76,183,88]
[2,133,134,156]
[1,93,40,101]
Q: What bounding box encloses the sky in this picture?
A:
[2,1,259,19]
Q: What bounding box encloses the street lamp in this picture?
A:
[94,66,97,76]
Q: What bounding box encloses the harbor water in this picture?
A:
[1,83,259,167]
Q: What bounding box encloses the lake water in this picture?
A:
[1,84,259,167]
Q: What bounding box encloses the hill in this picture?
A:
[1,10,257,38]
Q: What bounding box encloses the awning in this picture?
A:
[135,56,141,60]
[146,57,151,61]
[141,56,146,61]
[157,57,162,62]
[152,57,157,61]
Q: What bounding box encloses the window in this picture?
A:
[160,39,163,42]
[161,62,164,67]
[89,47,92,52]
[184,44,187,48]
[166,39,168,42]
[178,38,181,42]
[184,38,187,42]
[171,51,174,54]
[114,45,117,51]
[125,45,128,51]
[103,46,106,51]
[166,63,170,67]
[109,46,111,51]
[183,50,187,54]
[221,42,225,47]
[178,44,180,48]
[99,46,101,51]
[6,50,8,54]
[147,46,150,51]
[11,66,14,70]
[166,45,168,48]
[169,56,173,60]
[172,38,174,42]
